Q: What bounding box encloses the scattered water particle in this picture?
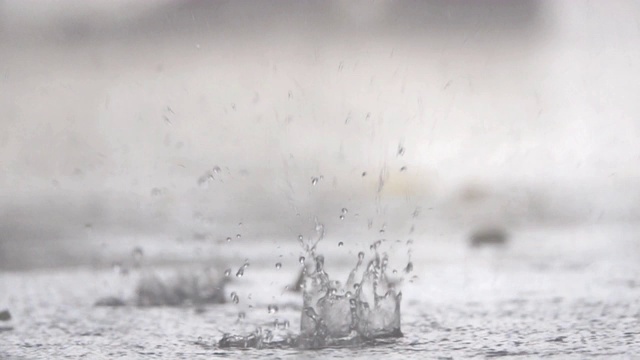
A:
[339,215,345,220]
[224,269,232,277]
[400,166,407,172]
[299,256,306,265]
[212,166,221,174]
[197,336,203,343]
[267,304,279,314]
[230,292,239,304]
[338,242,344,247]
[358,251,365,261]
[405,262,414,273]
[397,143,405,156]
[236,234,241,239]
[362,171,367,177]
[132,247,144,267]
[238,312,246,320]
[275,262,282,269]
[341,208,348,214]
[311,177,319,186]
[226,237,232,242]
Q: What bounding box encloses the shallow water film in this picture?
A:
[2,0,640,359]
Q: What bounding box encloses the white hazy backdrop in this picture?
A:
[1,0,639,269]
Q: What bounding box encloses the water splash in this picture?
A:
[219,224,403,349]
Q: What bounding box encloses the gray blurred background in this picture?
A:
[1,0,639,270]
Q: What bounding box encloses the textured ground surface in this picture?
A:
[1,225,639,359]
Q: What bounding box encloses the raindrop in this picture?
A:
[226,237,232,242]
[405,262,414,273]
[341,208,348,214]
[358,251,365,261]
[230,292,239,304]
[283,320,290,329]
[362,171,367,177]
[338,242,344,247]
[197,336,203,343]
[339,215,345,220]
[311,177,319,185]
[236,234,241,239]
[224,268,231,277]
[132,247,144,267]
[236,267,245,278]
[393,269,398,274]
[299,256,306,265]
[268,304,279,314]
[212,166,221,174]
[397,143,405,156]
[400,166,407,172]
[238,312,246,320]
[275,262,282,269]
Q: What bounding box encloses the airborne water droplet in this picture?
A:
[230,292,239,304]
[339,215,345,220]
[267,304,279,314]
[275,262,282,269]
[341,208,348,214]
[226,237,232,242]
[299,256,305,264]
[224,268,231,277]
[358,251,365,260]
[132,247,144,266]
[405,262,414,273]
[311,177,319,185]
[338,241,344,247]
[236,234,241,239]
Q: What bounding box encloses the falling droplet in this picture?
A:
[341,208,348,214]
[238,312,246,320]
[311,177,319,185]
[267,304,279,314]
[236,234,241,239]
[339,215,345,220]
[338,242,344,247]
[224,268,231,277]
[362,171,367,177]
[226,237,232,242]
[230,292,239,304]
[397,143,405,156]
[299,256,305,265]
[275,262,282,269]
[132,247,144,267]
[358,251,365,261]
[212,166,221,174]
[405,262,414,273]
[236,268,244,277]
[400,166,407,172]
[197,336,203,342]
